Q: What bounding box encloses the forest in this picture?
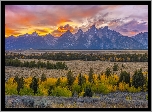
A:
[5,52,148,62]
[5,59,68,70]
[5,67,148,97]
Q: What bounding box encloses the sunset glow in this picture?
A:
[5,5,148,37]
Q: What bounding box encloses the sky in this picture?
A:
[5,5,148,37]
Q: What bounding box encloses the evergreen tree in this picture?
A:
[78,73,86,86]
[118,71,130,84]
[105,67,111,77]
[132,69,145,90]
[88,68,94,83]
[13,74,19,83]
[83,86,93,97]
[41,73,47,82]
[48,85,54,96]
[13,76,24,95]
[56,78,61,87]
[113,63,118,71]
[97,74,101,81]
[30,76,39,95]
[17,77,24,94]
[67,70,75,90]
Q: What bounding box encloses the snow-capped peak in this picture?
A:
[31,31,38,37]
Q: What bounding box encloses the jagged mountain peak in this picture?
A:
[44,33,54,37]
[89,24,98,31]
[86,24,98,35]
[66,30,72,34]
[60,30,73,38]
[77,29,83,33]
[31,31,39,36]
[6,35,15,39]
[103,26,108,29]
[134,32,148,36]
[5,26,148,50]
[90,24,96,29]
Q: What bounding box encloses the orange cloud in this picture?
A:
[129,31,136,35]
[52,24,75,37]
[6,13,37,27]
[5,5,148,37]
[5,25,21,37]
[33,28,53,36]
[58,19,72,24]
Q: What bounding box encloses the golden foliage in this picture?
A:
[73,76,78,85]
[118,82,125,92]
[5,70,146,96]
[84,74,89,82]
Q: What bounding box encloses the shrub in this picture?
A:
[19,86,34,95]
[118,82,125,92]
[59,77,67,87]
[46,78,57,87]
[24,77,32,88]
[37,87,48,96]
[127,86,141,93]
[5,81,17,95]
[108,74,119,85]
[98,74,101,81]
[79,91,85,97]
[48,85,55,96]
[51,86,72,97]
[71,84,81,96]
[126,95,132,100]
[93,83,110,94]
[113,63,118,71]
[56,78,61,87]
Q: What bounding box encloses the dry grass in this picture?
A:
[5,94,148,108]
[5,60,148,79]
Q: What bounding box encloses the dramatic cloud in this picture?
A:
[5,5,148,37]
[52,24,77,37]
[116,19,148,36]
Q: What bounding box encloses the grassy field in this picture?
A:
[5,50,148,108]
[6,50,148,56]
[5,60,148,79]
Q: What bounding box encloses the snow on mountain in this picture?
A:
[132,32,148,49]
[5,26,148,50]
[74,29,83,40]
[43,33,58,46]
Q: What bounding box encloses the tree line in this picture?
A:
[7,67,148,97]
[5,59,68,70]
[5,52,148,62]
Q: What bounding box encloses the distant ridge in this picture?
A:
[5,25,148,50]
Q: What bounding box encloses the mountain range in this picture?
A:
[5,25,148,50]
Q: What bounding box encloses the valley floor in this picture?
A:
[5,60,148,80]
